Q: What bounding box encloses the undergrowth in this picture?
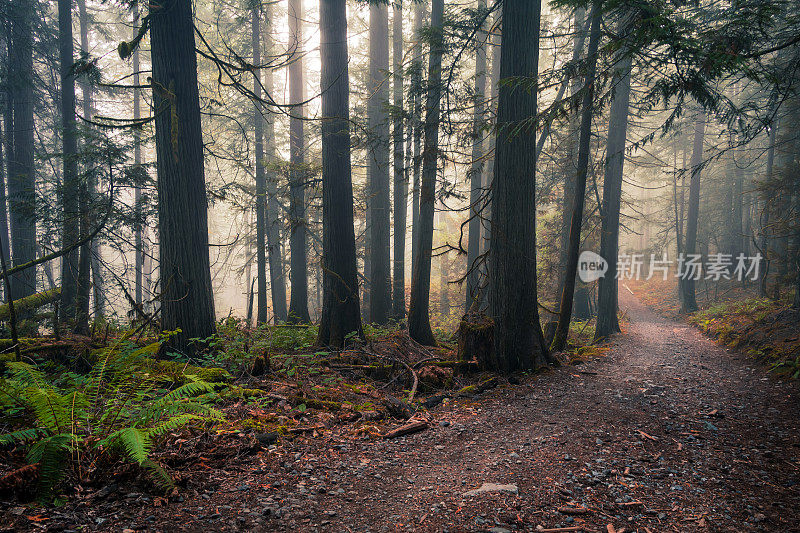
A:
[0,332,225,498]
[689,297,800,379]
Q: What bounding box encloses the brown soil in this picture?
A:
[2,291,799,532]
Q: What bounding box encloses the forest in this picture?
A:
[0,0,799,531]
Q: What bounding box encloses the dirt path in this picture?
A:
[8,292,800,532]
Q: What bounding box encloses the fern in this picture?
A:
[108,427,151,464]
[0,427,45,445]
[0,334,225,497]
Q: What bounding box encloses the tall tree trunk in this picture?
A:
[487,0,549,371]
[407,0,444,346]
[287,0,310,323]
[317,0,363,347]
[149,0,216,351]
[478,8,501,310]
[78,0,99,329]
[7,2,36,305]
[551,2,601,352]
[594,17,632,341]
[465,0,487,313]
[252,5,268,325]
[263,4,288,322]
[759,122,776,297]
[59,0,81,329]
[391,0,407,320]
[367,2,392,324]
[132,1,145,309]
[557,7,586,294]
[410,2,425,278]
[681,111,706,313]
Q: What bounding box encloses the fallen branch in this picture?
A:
[637,430,659,442]
[382,419,428,439]
[557,506,592,515]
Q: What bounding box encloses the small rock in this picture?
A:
[462,483,518,497]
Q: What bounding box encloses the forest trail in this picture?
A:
[16,292,800,532]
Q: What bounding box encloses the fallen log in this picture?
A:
[382,419,428,439]
[0,288,61,321]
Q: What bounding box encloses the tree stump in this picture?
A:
[457,313,494,368]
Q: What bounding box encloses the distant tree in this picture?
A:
[78,0,103,321]
[287,0,310,324]
[407,0,444,346]
[128,0,145,311]
[551,2,602,353]
[595,13,634,341]
[262,3,288,323]
[465,0,487,314]
[367,1,392,324]
[681,111,706,313]
[317,0,363,347]
[391,0,406,320]
[410,2,425,279]
[251,3,268,325]
[148,0,216,351]
[58,0,81,330]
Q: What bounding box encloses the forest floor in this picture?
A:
[3,289,799,532]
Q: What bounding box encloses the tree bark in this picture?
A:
[681,111,706,313]
[551,2,602,352]
[287,0,310,323]
[367,2,392,324]
[487,0,549,371]
[149,0,216,351]
[594,17,633,341]
[391,0,407,320]
[407,0,444,346]
[465,0,487,313]
[317,0,363,347]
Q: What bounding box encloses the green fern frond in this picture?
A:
[142,459,174,490]
[0,427,45,445]
[108,427,152,464]
[27,434,75,496]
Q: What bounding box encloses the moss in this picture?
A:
[217,387,270,401]
[288,395,341,411]
[141,360,232,384]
